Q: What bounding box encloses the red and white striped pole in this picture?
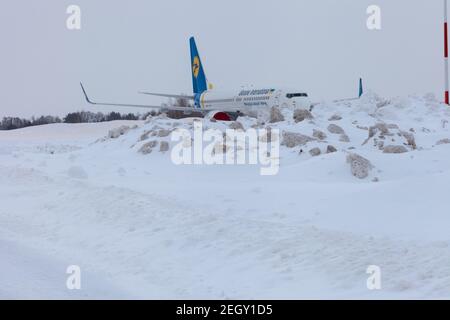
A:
[445,0,449,105]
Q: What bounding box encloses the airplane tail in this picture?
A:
[359,78,364,98]
[190,37,208,95]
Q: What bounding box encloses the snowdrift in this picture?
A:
[1,92,450,299]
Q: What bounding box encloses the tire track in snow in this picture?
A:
[1,165,450,298]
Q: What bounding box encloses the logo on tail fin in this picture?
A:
[192,56,200,78]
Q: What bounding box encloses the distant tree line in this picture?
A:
[63,111,141,123]
[0,96,202,131]
[0,111,158,131]
[0,115,62,130]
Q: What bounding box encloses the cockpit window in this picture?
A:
[286,93,308,99]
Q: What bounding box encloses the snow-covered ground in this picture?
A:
[2,93,450,299]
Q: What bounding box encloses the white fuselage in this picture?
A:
[197,88,311,112]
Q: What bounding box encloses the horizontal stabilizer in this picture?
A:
[80,82,210,112]
[138,92,194,99]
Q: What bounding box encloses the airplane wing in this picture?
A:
[311,97,360,107]
[138,92,194,99]
[311,78,364,108]
[80,83,209,112]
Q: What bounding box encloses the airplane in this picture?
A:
[80,37,363,121]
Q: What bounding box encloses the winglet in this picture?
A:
[80,82,95,104]
[359,78,364,98]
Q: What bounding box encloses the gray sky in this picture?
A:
[0,0,444,118]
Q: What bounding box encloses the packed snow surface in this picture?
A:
[1,92,450,299]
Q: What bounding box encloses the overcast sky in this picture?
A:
[0,0,444,118]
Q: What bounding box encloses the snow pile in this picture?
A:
[89,91,450,182]
[293,109,313,123]
[108,125,132,139]
[346,153,373,179]
[269,106,285,123]
[281,131,316,148]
